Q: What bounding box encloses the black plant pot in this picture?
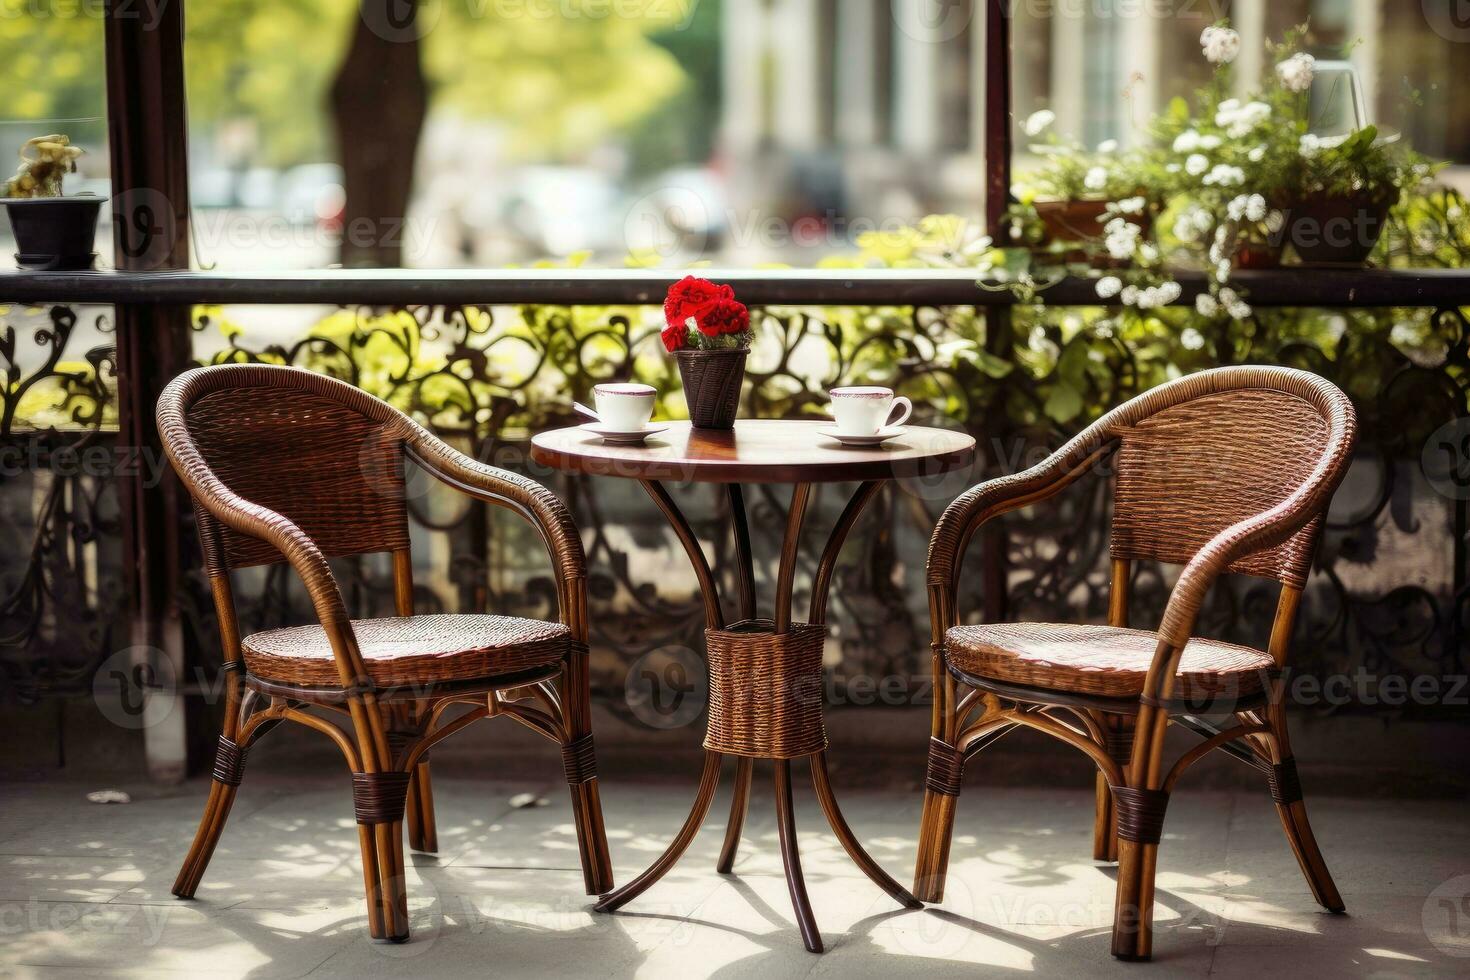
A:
[1283,189,1398,266]
[2,196,105,271]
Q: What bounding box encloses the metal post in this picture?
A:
[981,0,1012,624]
[104,0,195,781]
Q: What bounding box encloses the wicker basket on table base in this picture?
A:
[703,620,827,759]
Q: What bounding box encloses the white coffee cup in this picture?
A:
[828,386,913,436]
[593,383,656,431]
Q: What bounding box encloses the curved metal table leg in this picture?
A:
[717,756,754,874]
[809,481,882,626]
[716,485,757,873]
[640,480,725,630]
[774,758,823,953]
[810,750,922,908]
[594,751,723,911]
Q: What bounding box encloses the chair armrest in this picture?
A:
[927,428,1117,605]
[403,431,587,591]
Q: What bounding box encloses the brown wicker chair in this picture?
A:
[157,364,613,943]
[912,366,1356,961]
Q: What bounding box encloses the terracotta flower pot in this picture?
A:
[1,196,105,271]
[1282,188,1398,266]
[1235,242,1285,269]
[676,347,748,430]
[1032,198,1151,266]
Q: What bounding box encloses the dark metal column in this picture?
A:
[104,0,195,781]
[981,0,1013,624]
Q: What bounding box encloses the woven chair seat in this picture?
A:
[945,622,1276,701]
[242,614,570,688]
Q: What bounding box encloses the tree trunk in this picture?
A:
[329,1,429,267]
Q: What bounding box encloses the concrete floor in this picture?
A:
[1,770,1467,978]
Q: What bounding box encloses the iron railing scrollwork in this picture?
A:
[0,281,1466,724]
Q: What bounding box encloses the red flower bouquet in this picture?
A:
[661,276,751,352]
[661,276,750,430]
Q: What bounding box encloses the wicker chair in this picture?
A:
[158,364,613,943]
[912,366,1356,961]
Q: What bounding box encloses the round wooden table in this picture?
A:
[531,419,976,953]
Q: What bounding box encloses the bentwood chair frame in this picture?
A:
[158,364,613,942]
[912,366,1356,961]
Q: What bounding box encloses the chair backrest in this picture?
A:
[1104,367,1354,590]
[158,364,413,574]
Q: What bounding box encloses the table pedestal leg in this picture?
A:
[594,751,724,913]
[599,480,918,951]
[774,759,823,953]
[716,757,753,874]
[810,750,922,909]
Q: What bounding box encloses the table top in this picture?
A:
[530,420,977,485]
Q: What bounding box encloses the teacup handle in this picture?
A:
[885,396,913,429]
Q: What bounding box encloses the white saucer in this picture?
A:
[580,421,668,445]
[817,424,905,447]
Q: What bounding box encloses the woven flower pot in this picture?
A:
[676,347,747,430]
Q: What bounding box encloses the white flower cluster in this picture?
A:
[1173,204,1213,243]
[1023,109,1055,137]
[1299,133,1324,159]
[1202,164,1245,187]
[1173,130,1222,154]
[1084,166,1109,192]
[1180,327,1206,351]
[1215,99,1271,138]
[1113,196,1146,215]
[1277,53,1316,93]
[1200,25,1241,64]
[1096,276,1183,310]
[1226,193,1268,223]
[1196,288,1252,320]
[1103,217,1141,260]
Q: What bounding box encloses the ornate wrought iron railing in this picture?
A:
[2,269,1466,738]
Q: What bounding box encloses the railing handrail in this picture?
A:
[0,267,1467,308]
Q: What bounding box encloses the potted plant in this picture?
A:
[661,276,751,430]
[1287,125,1417,264]
[1011,111,1152,264]
[1,135,105,271]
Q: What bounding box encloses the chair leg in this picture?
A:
[717,757,754,874]
[173,735,248,898]
[1264,712,1344,912]
[1093,775,1118,862]
[1110,783,1169,961]
[405,761,438,853]
[1092,713,1133,862]
[353,772,413,942]
[912,737,964,903]
[1112,837,1161,961]
[562,732,614,895]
